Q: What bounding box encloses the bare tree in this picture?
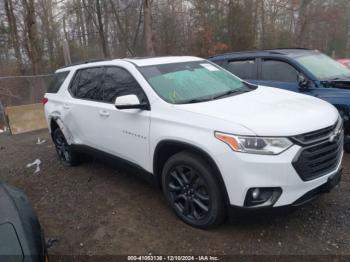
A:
[4,0,24,73]
[95,0,109,58]
[143,0,155,56]
[22,0,42,74]
[1,0,350,76]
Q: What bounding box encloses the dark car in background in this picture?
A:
[209,48,350,152]
[0,182,47,262]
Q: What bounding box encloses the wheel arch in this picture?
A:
[153,139,230,207]
[48,117,74,145]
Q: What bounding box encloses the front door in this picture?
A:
[96,66,151,169]
[257,59,303,93]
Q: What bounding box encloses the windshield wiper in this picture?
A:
[184,97,213,104]
[180,89,249,104]
[328,77,340,81]
[211,89,248,100]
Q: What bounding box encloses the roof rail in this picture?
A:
[208,48,314,59]
[207,49,266,58]
[267,47,312,50]
[57,59,110,70]
[266,48,314,55]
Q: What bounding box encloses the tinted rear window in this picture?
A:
[47,71,69,93]
[69,67,104,101]
[226,60,256,79]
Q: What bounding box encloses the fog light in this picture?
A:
[252,188,260,199]
[244,187,282,207]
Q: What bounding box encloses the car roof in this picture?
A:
[56,56,204,72]
[208,48,319,61]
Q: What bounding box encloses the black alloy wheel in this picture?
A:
[162,152,225,228]
[167,165,210,221]
[53,128,78,166]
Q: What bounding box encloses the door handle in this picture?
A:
[63,104,70,110]
[99,110,110,117]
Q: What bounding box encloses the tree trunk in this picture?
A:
[74,0,85,47]
[38,0,56,70]
[109,0,136,56]
[295,0,310,47]
[22,0,42,74]
[83,0,97,54]
[260,0,265,49]
[96,0,109,58]
[143,0,155,56]
[4,0,24,74]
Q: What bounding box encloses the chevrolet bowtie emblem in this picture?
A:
[329,128,341,142]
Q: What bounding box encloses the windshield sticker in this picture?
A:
[200,63,220,71]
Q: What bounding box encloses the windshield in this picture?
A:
[295,53,350,80]
[138,61,251,104]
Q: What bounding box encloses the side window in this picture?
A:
[69,71,81,96]
[47,71,69,93]
[226,59,256,79]
[101,67,147,103]
[70,67,104,101]
[261,60,298,83]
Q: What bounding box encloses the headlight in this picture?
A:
[215,131,293,155]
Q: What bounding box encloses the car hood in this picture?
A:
[322,80,350,92]
[174,86,339,136]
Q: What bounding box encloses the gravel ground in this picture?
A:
[0,129,350,256]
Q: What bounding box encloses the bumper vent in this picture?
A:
[292,120,344,181]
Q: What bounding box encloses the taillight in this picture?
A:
[42,97,48,105]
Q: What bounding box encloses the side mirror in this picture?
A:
[115,94,149,110]
[298,73,310,89]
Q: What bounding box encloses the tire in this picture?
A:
[161,151,226,229]
[52,128,79,166]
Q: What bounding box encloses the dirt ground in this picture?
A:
[0,129,350,256]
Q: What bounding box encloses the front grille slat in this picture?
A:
[309,152,339,168]
[292,121,343,181]
[310,156,338,174]
[303,143,338,159]
[305,140,342,163]
[293,125,335,145]
[302,127,333,141]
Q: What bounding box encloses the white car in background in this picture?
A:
[43,56,343,228]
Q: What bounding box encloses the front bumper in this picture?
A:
[215,144,343,207]
[292,168,342,206]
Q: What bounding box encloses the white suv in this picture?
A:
[44,56,343,228]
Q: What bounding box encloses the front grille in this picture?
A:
[292,131,343,181]
[292,122,339,145]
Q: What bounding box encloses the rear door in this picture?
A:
[223,58,260,85]
[62,67,106,148]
